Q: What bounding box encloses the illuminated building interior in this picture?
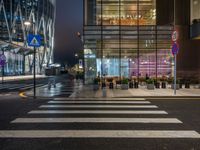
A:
[84,0,173,83]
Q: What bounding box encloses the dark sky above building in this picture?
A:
[54,0,83,66]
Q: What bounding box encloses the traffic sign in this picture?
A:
[0,54,6,67]
[28,34,41,47]
[172,42,179,55]
[172,30,179,42]
[79,59,83,69]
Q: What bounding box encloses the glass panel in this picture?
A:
[139,0,156,25]
[84,0,173,83]
[191,0,200,24]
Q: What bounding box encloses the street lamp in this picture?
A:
[76,32,85,84]
[24,20,37,98]
[75,53,78,58]
[24,21,31,26]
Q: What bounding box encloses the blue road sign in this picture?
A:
[172,42,179,55]
[79,59,83,69]
[28,34,41,47]
[0,54,6,67]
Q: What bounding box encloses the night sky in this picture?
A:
[54,0,83,66]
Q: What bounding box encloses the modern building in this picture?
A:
[179,0,200,80]
[0,0,56,76]
[84,0,200,83]
[84,0,174,83]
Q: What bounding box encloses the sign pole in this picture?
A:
[2,49,3,84]
[1,67,3,84]
[1,49,5,85]
[1,62,3,84]
[174,0,176,95]
[33,46,36,99]
[174,54,177,95]
[26,22,41,99]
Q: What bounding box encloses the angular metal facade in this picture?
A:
[0,0,56,75]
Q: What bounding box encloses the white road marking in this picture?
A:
[39,105,158,109]
[28,110,168,115]
[0,94,11,96]
[0,130,199,138]
[54,98,146,101]
[48,101,151,104]
[12,118,182,124]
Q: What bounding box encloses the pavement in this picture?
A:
[0,96,200,150]
[26,79,83,98]
[0,75,50,93]
[24,81,200,98]
[70,84,200,98]
[0,75,46,82]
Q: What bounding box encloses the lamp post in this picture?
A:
[24,20,37,98]
[76,32,85,84]
[75,53,79,73]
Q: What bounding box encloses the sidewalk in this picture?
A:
[70,85,200,98]
[0,75,46,82]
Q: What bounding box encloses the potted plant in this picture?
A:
[185,80,190,89]
[129,79,134,89]
[160,77,167,89]
[146,78,155,90]
[101,81,106,89]
[154,79,160,89]
[107,78,114,89]
[192,79,200,89]
[93,78,100,91]
[139,77,146,86]
[121,78,129,90]
[167,77,173,85]
[178,79,184,89]
[171,79,180,90]
[133,79,139,89]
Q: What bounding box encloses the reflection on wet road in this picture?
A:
[35,78,83,98]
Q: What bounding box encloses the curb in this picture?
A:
[19,92,54,100]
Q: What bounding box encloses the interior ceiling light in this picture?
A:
[194,0,198,5]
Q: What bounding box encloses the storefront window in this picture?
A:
[191,0,200,24]
[84,0,172,83]
[96,0,156,26]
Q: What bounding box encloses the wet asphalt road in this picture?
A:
[0,83,200,150]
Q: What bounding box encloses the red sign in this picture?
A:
[172,30,179,42]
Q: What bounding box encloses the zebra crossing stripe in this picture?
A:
[0,130,199,138]
[28,110,168,114]
[39,105,158,109]
[54,98,146,101]
[48,101,151,104]
[11,118,182,124]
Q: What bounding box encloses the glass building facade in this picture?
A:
[191,0,200,24]
[0,0,56,76]
[84,0,174,83]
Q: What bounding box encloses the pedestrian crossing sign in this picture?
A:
[28,34,41,47]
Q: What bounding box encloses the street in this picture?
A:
[0,93,200,149]
[1,0,200,149]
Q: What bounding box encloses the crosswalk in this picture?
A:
[0,98,200,139]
